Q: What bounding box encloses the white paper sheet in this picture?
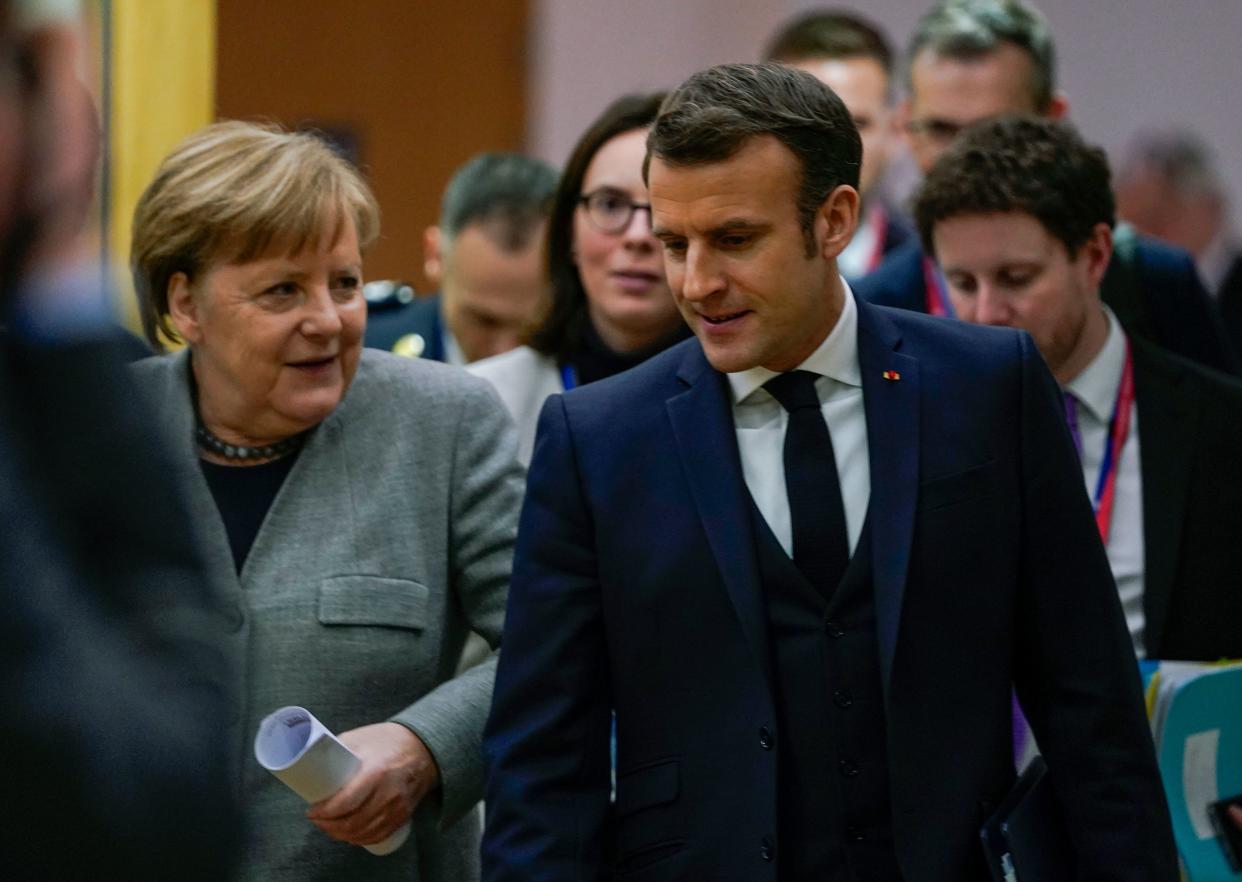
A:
[254,706,411,856]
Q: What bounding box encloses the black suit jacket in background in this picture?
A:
[1133,335,1242,661]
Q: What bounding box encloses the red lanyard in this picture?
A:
[922,257,954,318]
[1092,340,1135,543]
[864,204,889,274]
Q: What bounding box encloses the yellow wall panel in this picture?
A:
[108,0,215,331]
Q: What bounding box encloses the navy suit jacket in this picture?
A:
[855,234,1240,376]
[364,290,447,359]
[483,299,1176,882]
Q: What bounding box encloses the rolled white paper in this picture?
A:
[254,706,411,856]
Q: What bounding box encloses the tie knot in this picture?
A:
[764,370,821,413]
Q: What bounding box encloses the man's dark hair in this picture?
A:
[764,9,893,78]
[529,92,665,357]
[907,0,1056,112]
[646,62,860,255]
[913,115,1114,257]
[439,152,558,251]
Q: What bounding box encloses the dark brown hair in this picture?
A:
[646,63,860,256]
[765,9,893,81]
[528,92,665,357]
[913,115,1114,257]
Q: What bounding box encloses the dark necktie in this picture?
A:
[764,370,850,598]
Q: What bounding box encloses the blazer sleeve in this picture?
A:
[481,394,614,882]
[1009,332,1179,880]
[389,378,525,827]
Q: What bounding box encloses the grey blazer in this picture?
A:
[132,348,524,881]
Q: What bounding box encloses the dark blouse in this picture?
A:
[565,318,692,387]
[199,452,299,573]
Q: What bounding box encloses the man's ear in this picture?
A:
[423,226,444,286]
[818,184,860,261]
[167,272,203,344]
[1081,222,1114,290]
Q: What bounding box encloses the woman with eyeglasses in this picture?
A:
[469,92,687,463]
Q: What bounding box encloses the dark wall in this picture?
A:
[217,0,528,289]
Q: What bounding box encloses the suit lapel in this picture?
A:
[1132,341,1198,656]
[666,344,772,683]
[159,351,242,590]
[856,301,920,695]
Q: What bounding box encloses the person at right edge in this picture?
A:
[855,0,1239,376]
[482,62,1176,881]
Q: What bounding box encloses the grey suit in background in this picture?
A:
[133,348,524,881]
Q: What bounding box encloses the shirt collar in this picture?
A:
[1065,306,1127,423]
[726,279,861,405]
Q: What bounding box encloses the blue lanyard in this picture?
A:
[560,363,578,391]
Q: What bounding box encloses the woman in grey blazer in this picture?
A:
[129,121,523,881]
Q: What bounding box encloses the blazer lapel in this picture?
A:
[666,344,771,682]
[1132,341,1198,655]
[157,351,242,589]
[856,301,920,695]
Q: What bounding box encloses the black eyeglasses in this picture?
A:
[578,188,652,234]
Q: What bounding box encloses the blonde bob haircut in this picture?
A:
[131,120,380,350]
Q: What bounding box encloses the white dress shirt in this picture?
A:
[1064,307,1146,655]
[726,281,870,558]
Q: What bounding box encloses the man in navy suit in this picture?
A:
[855,0,1237,375]
[915,114,1242,663]
[483,63,1175,881]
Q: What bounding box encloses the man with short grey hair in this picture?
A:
[366,152,557,363]
[856,0,1239,375]
[1115,127,1242,351]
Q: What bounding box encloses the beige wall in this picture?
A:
[217,0,529,290]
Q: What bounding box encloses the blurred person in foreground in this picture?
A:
[0,1,238,878]
[365,152,557,362]
[916,115,1242,662]
[468,92,687,464]
[1116,126,1242,353]
[854,0,1238,375]
[130,120,524,880]
[765,9,914,280]
[482,62,1174,882]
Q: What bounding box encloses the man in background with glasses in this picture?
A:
[855,0,1238,375]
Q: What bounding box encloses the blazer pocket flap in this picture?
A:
[317,576,430,630]
[615,759,679,818]
[918,460,997,512]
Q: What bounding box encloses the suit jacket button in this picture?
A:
[758,726,774,750]
[833,689,853,708]
[825,621,845,638]
[846,825,865,842]
[760,837,775,861]
[839,759,860,777]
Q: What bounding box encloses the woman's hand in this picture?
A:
[305,722,440,846]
